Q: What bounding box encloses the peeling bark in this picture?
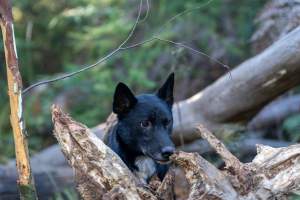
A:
[156,168,175,200]
[172,151,238,200]
[52,107,300,199]
[0,0,37,199]
[52,105,156,200]
[172,127,300,200]
[197,125,254,195]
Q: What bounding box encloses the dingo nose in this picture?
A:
[161,146,175,159]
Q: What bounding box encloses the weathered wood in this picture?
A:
[52,105,157,200]
[52,107,300,199]
[156,168,175,200]
[0,0,37,199]
[172,151,238,200]
[179,135,292,156]
[197,125,244,170]
[2,108,299,199]
[250,144,300,199]
[171,26,300,144]
[1,133,292,199]
[197,125,255,195]
[248,94,300,130]
[172,128,300,200]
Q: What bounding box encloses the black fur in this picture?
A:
[105,73,175,183]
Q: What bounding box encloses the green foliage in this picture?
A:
[52,188,79,200]
[19,184,37,200]
[282,114,300,142]
[290,194,300,200]
[0,0,267,162]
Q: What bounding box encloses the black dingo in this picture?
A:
[105,73,175,183]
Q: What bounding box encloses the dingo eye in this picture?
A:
[141,120,151,128]
[163,119,171,126]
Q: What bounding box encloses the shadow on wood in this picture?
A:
[52,105,300,200]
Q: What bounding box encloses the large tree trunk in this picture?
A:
[171,26,300,144]
[1,27,300,199]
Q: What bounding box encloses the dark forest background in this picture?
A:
[1,0,300,179]
[1,0,300,199]
[0,0,270,162]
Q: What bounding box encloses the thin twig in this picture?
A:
[156,0,215,35]
[22,0,144,95]
[122,0,231,75]
[23,0,225,95]
[154,37,231,72]
[122,36,232,76]
[139,0,150,23]
[22,49,120,95]
[120,38,156,49]
[121,0,216,49]
[196,125,243,169]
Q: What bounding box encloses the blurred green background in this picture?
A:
[1,0,300,199]
[1,0,295,164]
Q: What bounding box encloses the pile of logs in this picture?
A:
[51,105,300,199]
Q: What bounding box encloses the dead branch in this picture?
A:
[196,126,254,195]
[52,106,300,200]
[171,26,300,144]
[0,0,37,199]
[156,168,175,200]
[172,127,300,200]
[179,135,292,156]
[197,125,243,171]
[172,151,238,200]
[52,105,158,200]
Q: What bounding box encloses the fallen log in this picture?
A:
[89,26,300,145]
[0,145,76,200]
[179,135,292,157]
[171,26,300,144]
[52,106,300,199]
[1,133,292,199]
[1,106,298,199]
[248,94,300,130]
[173,127,300,199]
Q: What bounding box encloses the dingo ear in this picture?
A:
[113,82,137,115]
[156,72,174,107]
